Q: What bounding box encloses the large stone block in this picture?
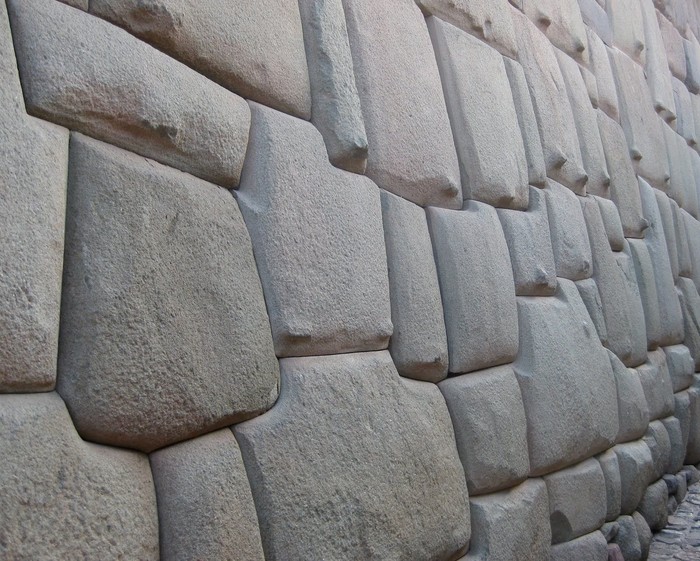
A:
[588,30,620,121]
[579,0,612,46]
[643,420,672,479]
[677,277,700,369]
[58,134,279,453]
[626,238,664,348]
[597,449,623,522]
[0,393,158,560]
[640,0,677,121]
[545,459,607,544]
[672,77,699,147]
[596,196,625,252]
[439,365,529,495]
[90,0,310,119]
[151,429,265,561]
[673,201,694,277]
[612,515,643,561]
[658,9,687,80]
[606,0,646,64]
[637,479,669,531]
[687,149,700,221]
[664,344,694,391]
[576,278,609,345]
[684,210,700,291]
[685,382,700,463]
[341,0,461,208]
[661,415,685,473]
[655,189,681,280]
[633,510,652,559]
[522,0,589,63]
[637,349,676,421]
[238,103,392,357]
[497,188,558,296]
[427,202,518,374]
[428,18,528,209]
[234,351,471,561]
[6,0,251,188]
[684,32,700,93]
[662,121,696,215]
[614,440,656,514]
[608,351,650,443]
[549,531,608,561]
[674,390,692,455]
[381,191,448,382]
[514,280,619,476]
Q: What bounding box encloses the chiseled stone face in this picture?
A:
[606,0,646,64]
[522,0,589,63]
[614,440,656,514]
[637,349,676,421]
[550,531,608,561]
[58,134,279,453]
[595,197,625,251]
[597,448,623,522]
[607,350,650,444]
[640,0,677,121]
[234,351,472,561]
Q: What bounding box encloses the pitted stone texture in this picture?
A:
[151,429,265,561]
[614,440,656,514]
[341,0,461,208]
[656,189,682,280]
[0,393,159,560]
[640,0,677,121]
[664,345,695,392]
[58,134,279,453]
[580,196,647,366]
[463,480,551,561]
[544,180,593,281]
[579,0,612,46]
[513,10,588,192]
[427,201,518,374]
[596,110,648,238]
[497,188,558,296]
[685,32,700,93]
[677,277,700,369]
[238,103,391,358]
[416,0,518,58]
[637,479,669,531]
[588,30,620,121]
[577,278,609,345]
[556,51,610,197]
[643,420,672,479]
[613,515,643,561]
[439,365,529,496]
[545,458,607,544]
[595,197,625,252]
[298,0,367,173]
[673,204,693,277]
[661,416,685,473]
[609,47,671,190]
[90,0,310,120]
[514,280,619,476]
[503,58,547,187]
[606,0,646,64]
[608,351,650,443]
[598,449,623,522]
[234,351,471,561]
[522,0,589,63]
[7,0,250,188]
[381,191,448,382]
[672,77,699,147]
[627,238,665,348]
[549,531,608,561]
[637,349,676,421]
[429,18,528,209]
[658,10,687,80]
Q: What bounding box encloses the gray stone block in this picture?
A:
[90,0,310,119]
[643,420,672,479]
[497,187,558,296]
[381,190,448,382]
[595,197,625,251]
[607,543,625,561]
[606,0,646,64]
[640,0,677,121]
[597,449,623,522]
[661,416,685,473]
[428,18,528,209]
[427,201,518,374]
[580,63,601,110]
[7,0,251,188]
[579,0,612,46]
[151,429,265,561]
[588,29,620,121]
[672,202,693,277]
[637,349,676,421]
[637,479,669,531]
[544,180,593,281]
[0,393,158,560]
[664,344,694,392]
[685,32,700,93]
[627,238,664,348]
[614,440,656,514]
[58,134,279,452]
[658,10,687,80]
[675,472,688,502]
[297,0,367,173]
[439,365,529,495]
[672,77,699,147]
[687,147,700,221]
[662,120,696,216]
[341,0,462,208]
[612,515,642,561]
[608,351,650,443]
[514,280,619,476]
[601,521,619,542]
[577,278,609,345]
[686,382,700,463]
[677,277,700,368]
[234,351,471,561]
[549,531,608,561]
[683,210,700,291]
[674,391,692,457]
[238,103,392,357]
[655,189,682,280]
[522,0,589,63]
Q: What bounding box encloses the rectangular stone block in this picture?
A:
[588,28,620,121]
[7,0,251,188]
[658,9,687,80]
[522,0,589,63]
[550,531,608,561]
[677,277,700,369]
[627,238,665,348]
[578,0,612,46]
[643,420,672,479]
[596,197,625,251]
[606,0,647,64]
[597,448,623,521]
[672,76,699,147]
[614,440,656,514]
[640,0,677,121]
[637,349,676,421]
[608,350,651,443]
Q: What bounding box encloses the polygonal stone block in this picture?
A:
[674,390,692,455]
[661,416,685,473]
[596,197,625,252]
[238,103,392,358]
[684,32,700,93]
[658,9,687,80]
[341,0,462,208]
[672,77,698,147]
[522,0,589,63]
[234,351,472,561]
[687,147,700,221]
[612,515,643,561]
[439,365,529,495]
[677,277,700,369]
[643,420,672,479]
[637,479,669,531]
[606,0,646,64]
[637,349,675,421]
[664,344,694,392]
[608,351,650,443]
[381,190,448,382]
[614,440,656,514]
[655,189,682,280]
[576,278,609,345]
[550,531,608,561]
[58,134,279,453]
[662,121,695,215]
[672,203,693,277]
[640,0,677,121]
[626,238,664,349]
[90,0,311,119]
[579,0,612,46]
[588,29,619,120]
[428,18,528,209]
[427,201,518,374]
[684,210,700,291]
[685,381,700,463]
[6,0,251,188]
[580,63,600,110]
[597,448,623,522]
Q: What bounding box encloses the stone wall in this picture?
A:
[2,0,700,560]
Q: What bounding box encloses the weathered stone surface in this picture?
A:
[633,512,651,559]
[497,188,558,296]
[298,0,367,173]
[503,58,548,187]
[637,349,676,421]
[429,18,528,209]
[684,210,700,290]
[613,515,643,561]
[579,0,612,45]
[596,197,625,251]
[7,0,251,188]
[684,32,700,93]
[601,521,619,542]
[627,238,665,348]
[577,278,609,345]
[674,391,692,454]
[607,543,625,561]
[677,277,700,369]
[57,0,87,9]
[643,420,672,479]
[341,0,461,208]
[544,180,593,281]
[664,345,695,392]
[580,64,601,110]
[439,365,529,496]
[686,147,700,221]
[416,0,518,58]
[550,531,608,561]
[522,0,589,63]
[151,429,265,561]
[90,0,310,120]
[238,103,391,357]
[381,191,448,382]
[609,47,671,190]
[596,110,648,238]
[513,10,588,192]
[427,202,518,374]
[598,449,623,522]
[234,351,471,561]
[608,351,650,443]
[686,384,700,463]
[465,480,551,561]
[514,280,619,476]
[662,121,696,215]
[672,77,699,147]
[656,189,682,280]
[588,30,620,121]
[641,0,677,121]
[661,415,685,473]
[607,0,646,64]
[58,134,279,453]
[614,440,656,514]
[637,479,669,531]
[556,50,610,197]
[673,203,693,277]
[0,393,159,560]
[658,10,687,80]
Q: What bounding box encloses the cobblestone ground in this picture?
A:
[649,483,700,561]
